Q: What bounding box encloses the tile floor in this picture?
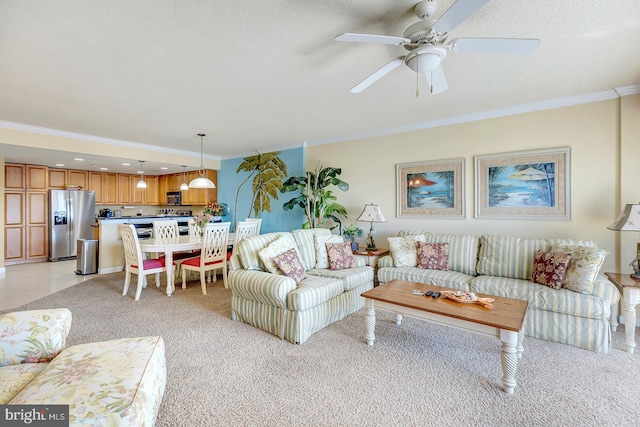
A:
[0,260,93,310]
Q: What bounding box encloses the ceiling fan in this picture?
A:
[335,0,540,95]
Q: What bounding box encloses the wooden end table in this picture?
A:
[604,272,640,354]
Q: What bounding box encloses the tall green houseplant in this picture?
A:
[281,163,349,229]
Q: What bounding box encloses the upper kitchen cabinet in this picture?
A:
[103,173,118,204]
[26,165,48,190]
[5,164,25,189]
[48,168,88,189]
[118,174,132,204]
[67,170,88,189]
[88,172,104,204]
[132,175,159,205]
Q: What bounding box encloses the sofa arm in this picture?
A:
[227,270,297,308]
[378,255,394,268]
[591,274,621,305]
[0,308,72,367]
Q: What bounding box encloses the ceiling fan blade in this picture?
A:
[432,0,491,34]
[451,38,540,55]
[424,65,448,94]
[350,56,405,93]
[335,32,410,45]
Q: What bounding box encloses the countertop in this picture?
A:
[97,215,194,221]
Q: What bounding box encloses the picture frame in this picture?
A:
[396,158,465,218]
[474,147,570,219]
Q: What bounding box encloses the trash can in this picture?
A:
[76,239,98,275]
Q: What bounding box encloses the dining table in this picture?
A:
[139,233,235,296]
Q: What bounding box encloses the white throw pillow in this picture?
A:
[259,234,300,275]
[314,234,344,269]
[388,234,426,267]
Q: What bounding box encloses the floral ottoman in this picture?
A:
[0,308,166,426]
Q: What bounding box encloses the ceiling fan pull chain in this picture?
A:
[430,70,434,94]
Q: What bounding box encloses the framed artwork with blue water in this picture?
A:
[475,147,570,219]
[396,158,464,218]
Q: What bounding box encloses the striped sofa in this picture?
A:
[377,231,621,354]
[227,229,374,344]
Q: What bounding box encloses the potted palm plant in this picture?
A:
[342,224,363,252]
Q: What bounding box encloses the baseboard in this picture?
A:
[98,266,124,274]
[616,315,640,328]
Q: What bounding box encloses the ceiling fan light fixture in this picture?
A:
[405,45,446,73]
[188,134,216,189]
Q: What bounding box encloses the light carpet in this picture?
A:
[6,273,640,427]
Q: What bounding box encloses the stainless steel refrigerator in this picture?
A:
[48,189,96,261]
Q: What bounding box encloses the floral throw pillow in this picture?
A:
[550,245,609,294]
[530,250,571,290]
[388,235,426,267]
[417,242,449,271]
[314,234,344,269]
[258,235,299,275]
[326,242,357,270]
[274,248,307,284]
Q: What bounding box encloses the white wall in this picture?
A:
[307,96,640,274]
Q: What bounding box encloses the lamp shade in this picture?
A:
[189,133,216,189]
[136,178,147,189]
[188,175,216,189]
[357,204,387,223]
[607,204,640,231]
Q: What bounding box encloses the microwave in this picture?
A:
[166,191,182,206]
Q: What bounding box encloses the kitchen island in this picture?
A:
[97,216,193,274]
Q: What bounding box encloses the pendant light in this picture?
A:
[136,160,147,189]
[180,165,189,191]
[188,133,216,189]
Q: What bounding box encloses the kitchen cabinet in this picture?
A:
[48,168,67,189]
[88,172,104,204]
[26,165,47,190]
[5,164,25,189]
[48,168,88,189]
[103,173,118,204]
[67,170,88,189]
[131,175,159,205]
[145,176,159,205]
[4,164,48,264]
[118,174,132,204]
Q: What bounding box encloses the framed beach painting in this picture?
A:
[474,147,570,219]
[396,158,464,218]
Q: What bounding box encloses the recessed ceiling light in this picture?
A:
[100,167,108,171]
[74,158,84,161]
[122,162,130,166]
[55,163,65,167]
[160,167,168,170]
[137,170,144,174]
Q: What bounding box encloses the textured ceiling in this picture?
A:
[1,0,639,172]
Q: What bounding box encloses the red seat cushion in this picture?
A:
[181,257,223,267]
[131,258,165,270]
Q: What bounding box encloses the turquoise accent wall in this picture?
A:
[217,147,306,233]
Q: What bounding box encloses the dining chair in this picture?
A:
[229,220,260,258]
[181,222,230,294]
[119,224,166,301]
[244,217,262,235]
[153,220,198,277]
[188,218,202,236]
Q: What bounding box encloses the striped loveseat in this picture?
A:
[377,231,620,354]
[227,228,374,344]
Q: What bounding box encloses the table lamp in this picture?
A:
[357,204,387,250]
[607,203,640,278]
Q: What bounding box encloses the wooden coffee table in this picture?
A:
[361,279,528,394]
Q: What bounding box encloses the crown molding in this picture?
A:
[0,120,221,160]
[306,85,640,147]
